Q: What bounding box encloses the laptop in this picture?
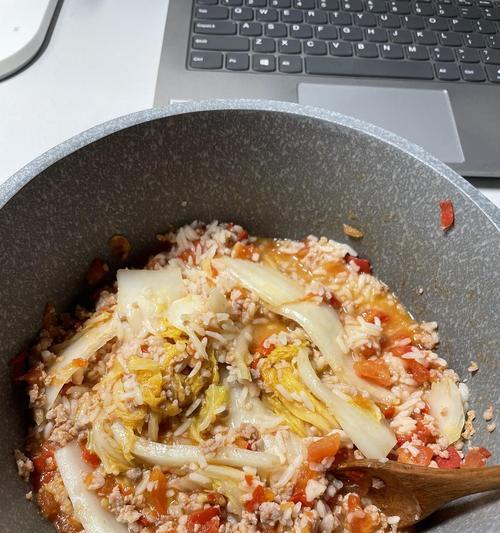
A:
[155,0,500,178]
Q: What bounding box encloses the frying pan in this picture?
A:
[0,100,498,532]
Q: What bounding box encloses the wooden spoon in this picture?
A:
[333,460,500,528]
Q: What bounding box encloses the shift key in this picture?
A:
[192,36,250,51]
[194,21,237,35]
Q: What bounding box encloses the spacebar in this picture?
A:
[305,57,434,80]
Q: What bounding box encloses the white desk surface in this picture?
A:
[1,0,499,209]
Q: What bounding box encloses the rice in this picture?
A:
[15,221,490,533]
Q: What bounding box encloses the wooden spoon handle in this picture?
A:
[431,466,500,501]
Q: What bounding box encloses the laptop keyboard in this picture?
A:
[188,0,500,83]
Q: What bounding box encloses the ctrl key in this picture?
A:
[485,65,500,82]
[190,51,223,69]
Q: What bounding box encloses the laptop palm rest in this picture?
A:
[298,84,464,164]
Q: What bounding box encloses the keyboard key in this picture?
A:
[226,52,250,69]
[330,41,354,55]
[406,44,429,59]
[266,22,288,36]
[436,4,458,17]
[415,30,438,45]
[279,55,303,72]
[330,12,352,24]
[435,62,460,79]
[354,13,378,26]
[450,19,474,32]
[290,23,314,37]
[253,37,276,52]
[256,8,279,21]
[304,39,328,53]
[380,42,404,57]
[194,21,237,34]
[485,64,500,81]
[365,0,387,13]
[270,0,292,6]
[403,15,425,30]
[340,25,364,39]
[197,0,218,4]
[318,0,340,9]
[295,0,315,6]
[282,8,303,22]
[365,27,389,41]
[483,8,500,21]
[481,49,500,63]
[342,0,364,11]
[389,1,410,15]
[355,42,379,56]
[316,25,339,38]
[190,51,223,69]
[247,0,267,5]
[456,47,480,61]
[305,56,434,77]
[413,3,434,16]
[222,0,243,5]
[477,0,493,6]
[460,63,486,80]
[431,46,455,60]
[192,35,250,50]
[305,10,329,23]
[252,54,276,71]
[487,34,500,48]
[459,6,482,19]
[195,6,230,19]
[279,38,302,53]
[240,22,263,35]
[379,14,401,28]
[428,17,449,31]
[390,29,413,43]
[232,7,254,20]
[439,31,462,46]
[475,20,497,34]
[465,33,485,47]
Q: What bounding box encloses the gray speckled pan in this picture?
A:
[0,100,498,532]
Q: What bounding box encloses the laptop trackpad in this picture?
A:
[298,84,464,163]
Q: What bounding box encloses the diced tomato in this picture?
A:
[328,294,342,310]
[406,359,431,385]
[347,493,361,512]
[238,229,249,241]
[396,435,411,447]
[178,249,196,263]
[251,342,275,369]
[233,242,255,260]
[32,442,56,476]
[96,476,116,497]
[357,345,378,358]
[349,511,376,533]
[245,474,253,486]
[383,406,396,419]
[290,464,319,506]
[353,360,392,388]
[345,254,373,274]
[234,436,250,449]
[361,310,389,325]
[435,446,461,469]
[307,434,341,463]
[414,420,435,445]
[245,485,274,512]
[210,264,218,277]
[186,507,220,533]
[439,199,454,231]
[147,467,168,515]
[397,445,433,466]
[390,345,413,357]
[463,447,491,468]
[79,441,101,468]
[139,516,153,527]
